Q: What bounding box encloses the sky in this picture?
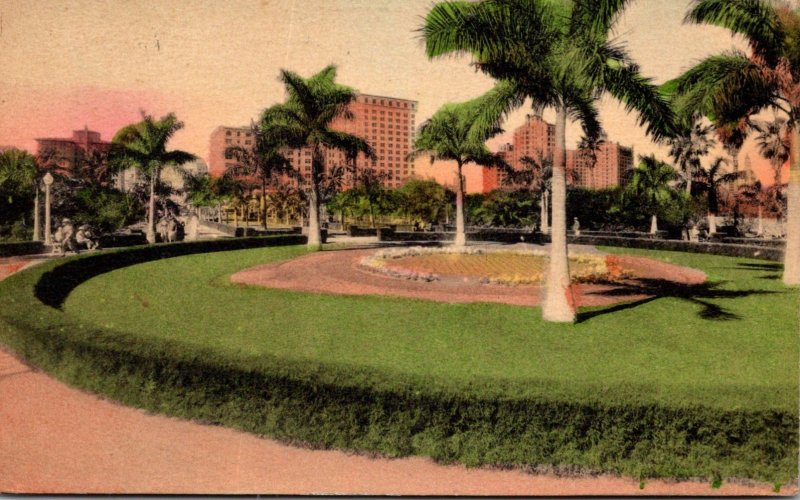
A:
[0,0,785,185]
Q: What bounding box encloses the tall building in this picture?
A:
[208,126,255,178]
[567,142,634,189]
[35,127,112,169]
[490,115,633,192]
[208,94,418,189]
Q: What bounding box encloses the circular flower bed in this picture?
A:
[360,245,629,285]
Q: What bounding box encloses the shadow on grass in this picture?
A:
[577,278,778,323]
[734,262,783,271]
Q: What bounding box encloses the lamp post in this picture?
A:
[43,172,54,246]
[32,183,41,242]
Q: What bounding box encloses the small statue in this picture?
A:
[156,216,170,243]
[689,224,700,242]
[572,217,581,236]
[76,224,99,251]
[185,213,200,241]
[59,218,79,254]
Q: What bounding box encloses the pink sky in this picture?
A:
[0,0,787,188]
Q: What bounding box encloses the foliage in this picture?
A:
[468,189,537,227]
[395,178,453,226]
[0,148,37,233]
[0,245,796,483]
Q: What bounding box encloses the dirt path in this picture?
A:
[0,350,789,495]
[0,248,791,495]
[231,247,707,308]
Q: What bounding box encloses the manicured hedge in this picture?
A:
[0,241,796,485]
[560,235,784,262]
[0,241,45,257]
[379,228,543,244]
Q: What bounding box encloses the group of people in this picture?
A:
[52,218,99,255]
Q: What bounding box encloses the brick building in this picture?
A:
[208,94,418,189]
[35,127,112,169]
[485,115,633,192]
[567,142,634,189]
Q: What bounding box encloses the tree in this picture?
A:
[226,122,294,229]
[504,155,552,232]
[422,0,676,321]
[668,0,800,285]
[753,117,791,205]
[0,148,37,237]
[693,156,744,233]
[261,66,373,249]
[396,178,451,227]
[624,155,681,234]
[110,112,195,243]
[668,120,716,194]
[410,94,507,247]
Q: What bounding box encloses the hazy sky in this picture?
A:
[0,0,780,183]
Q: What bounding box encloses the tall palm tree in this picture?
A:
[668,120,717,194]
[739,179,773,235]
[0,149,38,236]
[260,66,373,249]
[668,0,800,285]
[693,156,744,234]
[110,112,195,244]
[422,0,676,322]
[226,122,294,229]
[624,155,680,235]
[754,117,791,203]
[504,155,553,233]
[410,95,508,247]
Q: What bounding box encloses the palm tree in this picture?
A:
[624,156,680,235]
[739,179,772,235]
[110,112,195,244]
[668,0,800,285]
[693,156,744,234]
[225,122,294,229]
[754,117,791,203]
[667,120,717,194]
[504,155,553,233]
[410,96,508,247]
[422,0,676,321]
[260,66,373,249]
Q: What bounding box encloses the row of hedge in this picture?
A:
[0,240,795,485]
[378,229,784,262]
[378,227,543,244]
[560,235,784,262]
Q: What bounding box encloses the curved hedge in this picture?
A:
[0,239,797,486]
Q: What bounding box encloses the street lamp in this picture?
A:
[43,172,54,246]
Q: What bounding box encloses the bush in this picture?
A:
[0,240,796,484]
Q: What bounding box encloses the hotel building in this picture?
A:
[484,114,634,192]
[35,127,112,170]
[208,94,418,189]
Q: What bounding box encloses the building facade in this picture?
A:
[208,94,418,189]
[567,142,634,189]
[35,127,112,169]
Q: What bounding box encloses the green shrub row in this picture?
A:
[0,241,796,485]
[0,241,45,257]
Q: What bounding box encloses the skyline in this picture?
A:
[0,0,784,185]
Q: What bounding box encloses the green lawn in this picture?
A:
[2,242,797,483]
[62,245,799,413]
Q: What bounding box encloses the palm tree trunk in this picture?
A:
[783,127,800,285]
[540,189,549,234]
[454,162,466,247]
[542,105,574,323]
[261,178,268,229]
[146,172,157,244]
[307,146,323,249]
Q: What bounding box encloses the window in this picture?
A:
[226,130,232,136]
[224,148,235,159]
[245,140,251,145]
